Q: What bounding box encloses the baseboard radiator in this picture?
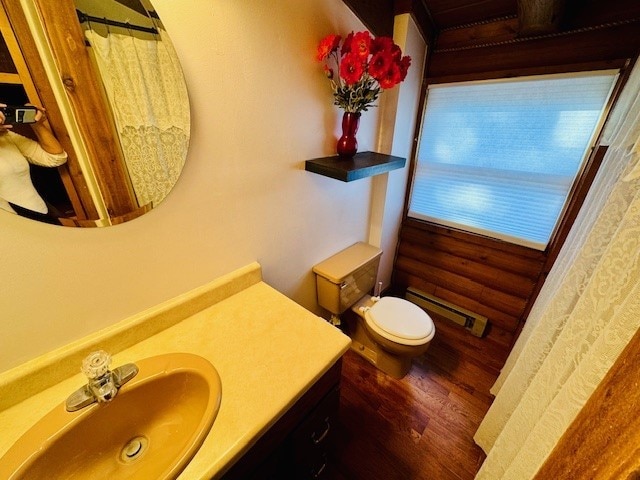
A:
[405,287,488,338]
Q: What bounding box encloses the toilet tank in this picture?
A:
[313,242,382,315]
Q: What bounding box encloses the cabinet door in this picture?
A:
[288,386,340,479]
[220,360,343,480]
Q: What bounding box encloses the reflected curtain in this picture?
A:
[85,29,190,208]
[473,63,640,479]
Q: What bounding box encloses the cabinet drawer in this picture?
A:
[288,386,340,478]
[291,385,340,446]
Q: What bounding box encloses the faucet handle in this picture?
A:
[81,350,112,379]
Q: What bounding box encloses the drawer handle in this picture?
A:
[311,453,327,479]
[311,417,331,445]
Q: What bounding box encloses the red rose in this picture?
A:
[340,53,365,85]
[390,44,402,61]
[378,62,402,89]
[369,51,393,81]
[316,34,341,61]
[352,31,372,60]
[370,36,394,55]
[341,32,354,56]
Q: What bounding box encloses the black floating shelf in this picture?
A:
[305,151,406,182]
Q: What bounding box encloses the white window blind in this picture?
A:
[408,72,618,250]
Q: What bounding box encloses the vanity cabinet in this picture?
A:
[221,359,342,480]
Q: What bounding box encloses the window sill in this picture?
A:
[305,151,406,182]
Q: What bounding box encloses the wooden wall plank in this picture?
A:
[435,0,640,52]
[431,284,518,330]
[533,326,640,479]
[436,17,519,50]
[394,270,519,330]
[428,21,639,79]
[393,254,525,332]
[398,241,536,297]
[422,0,516,30]
[403,219,542,254]
[396,255,483,297]
[401,222,546,274]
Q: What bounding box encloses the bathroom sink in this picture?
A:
[0,352,222,480]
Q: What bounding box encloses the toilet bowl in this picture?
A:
[348,294,435,378]
[313,242,435,379]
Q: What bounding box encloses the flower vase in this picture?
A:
[336,111,360,157]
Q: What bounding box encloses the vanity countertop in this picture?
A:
[0,263,351,479]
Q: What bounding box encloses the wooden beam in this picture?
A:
[341,0,395,37]
[428,21,639,79]
[516,0,567,36]
[395,0,437,43]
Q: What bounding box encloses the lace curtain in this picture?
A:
[85,29,190,208]
[473,62,640,479]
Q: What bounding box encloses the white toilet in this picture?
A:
[313,242,435,378]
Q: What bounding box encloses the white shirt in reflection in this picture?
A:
[0,131,67,214]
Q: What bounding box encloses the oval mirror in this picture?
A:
[0,0,189,227]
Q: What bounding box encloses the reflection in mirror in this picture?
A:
[76,0,190,215]
[0,0,190,227]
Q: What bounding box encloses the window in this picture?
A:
[408,71,618,250]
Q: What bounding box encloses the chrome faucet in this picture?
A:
[65,350,138,412]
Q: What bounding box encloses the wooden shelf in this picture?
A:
[305,151,406,182]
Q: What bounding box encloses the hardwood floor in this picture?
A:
[326,315,510,480]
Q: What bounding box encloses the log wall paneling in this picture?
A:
[394,222,544,335]
[398,240,537,296]
[393,1,637,369]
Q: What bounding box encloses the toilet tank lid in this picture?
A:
[312,242,382,284]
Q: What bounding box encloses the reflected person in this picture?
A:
[0,103,67,224]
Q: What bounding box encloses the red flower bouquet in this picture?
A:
[317,31,411,113]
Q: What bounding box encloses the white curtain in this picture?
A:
[85,29,190,208]
[473,62,640,479]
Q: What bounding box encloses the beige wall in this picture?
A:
[0,0,424,372]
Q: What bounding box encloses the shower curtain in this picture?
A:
[473,62,640,479]
[85,29,190,208]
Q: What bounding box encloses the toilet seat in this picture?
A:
[364,297,435,346]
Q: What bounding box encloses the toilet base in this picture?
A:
[346,309,419,379]
[349,337,412,379]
